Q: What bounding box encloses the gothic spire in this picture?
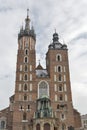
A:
[25,9,30,32]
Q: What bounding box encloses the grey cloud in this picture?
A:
[70,32,87,43]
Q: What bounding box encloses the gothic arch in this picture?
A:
[44,123,50,130]
[38,80,49,98]
[0,116,6,129]
[56,54,62,61]
[36,123,40,130]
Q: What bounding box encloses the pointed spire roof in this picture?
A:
[18,9,36,40]
[25,9,30,32]
[36,60,43,70]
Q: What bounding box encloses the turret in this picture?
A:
[48,31,67,50]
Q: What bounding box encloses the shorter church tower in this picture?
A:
[0,10,81,130]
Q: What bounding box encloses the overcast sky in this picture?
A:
[0,0,87,115]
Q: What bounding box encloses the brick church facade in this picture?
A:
[0,10,81,130]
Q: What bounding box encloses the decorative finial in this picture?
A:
[27,9,29,18]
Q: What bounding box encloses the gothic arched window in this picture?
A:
[56,54,62,61]
[38,81,49,98]
[24,49,29,55]
[24,84,28,91]
[24,56,28,63]
[57,104,60,109]
[1,121,5,129]
[58,65,62,72]
[59,84,63,91]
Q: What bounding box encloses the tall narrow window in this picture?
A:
[61,114,65,120]
[24,74,28,81]
[24,94,27,101]
[59,84,63,91]
[25,49,29,55]
[57,104,60,109]
[28,105,30,110]
[24,84,28,91]
[56,54,62,61]
[58,66,62,72]
[1,121,5,129]
[24,56,28,63]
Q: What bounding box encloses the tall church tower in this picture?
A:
[12,9,37,130]
[0,10,81,130]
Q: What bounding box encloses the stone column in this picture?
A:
[40,122,44,130]
[51,123,54,130]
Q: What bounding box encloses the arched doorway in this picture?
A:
[36,124,40,130]
[44,123,50,130]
